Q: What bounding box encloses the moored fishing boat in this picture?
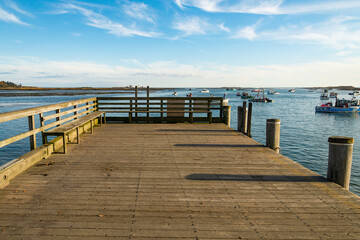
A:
[320,93,329,100]
[315,98,360,113]
[249,89,272,103]
[329,91,337,98]
[349,90,360,96]
[238,91,253,99]
[200,89,209,93]
[288,89,295,92]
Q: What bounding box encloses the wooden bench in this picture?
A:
[44,111,105,154]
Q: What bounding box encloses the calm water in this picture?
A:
[0,88,359,195]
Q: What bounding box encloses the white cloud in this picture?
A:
[173,16,209,36]
[2,56,360,87]
[58,3,159,38]
[123,2,156,23]
[71,32,81,37]
[175,0,360,15]
[259,17,360,49]
[233,26,257,40]
[219,23,230,33]
[5,0,32,17]
[0,6,28,25]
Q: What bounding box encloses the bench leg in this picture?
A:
[100,116,102,127]
[104,113,106,124]
[91,120,93,133]
[76,127,80,144]
[63,133,67,154]
[208,112,212,124]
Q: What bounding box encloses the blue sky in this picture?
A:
[1,0,360,87]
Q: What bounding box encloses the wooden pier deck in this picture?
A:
[1,123,360,239]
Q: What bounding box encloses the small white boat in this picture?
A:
[268,89,279,95]
[200,89,209,93]
[320,93,329,100]
[222,93,229,105]
[172,91,177,96]
[288,89,295,93]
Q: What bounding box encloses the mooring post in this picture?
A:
[266,119,280,153]
[247,102,252,138]
[237,106,243,132]
[327,136,354,189]
[242,101,248,134]
[223,106,231,126]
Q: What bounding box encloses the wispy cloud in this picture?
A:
[219,23,230,33]
[232,16,360,49]
[57,3,159,38]
[5,0,32,17]
[0,6,28,25]
[71,32,81,37]
[262,17,360,49]
[233,26,257,40]
[174,0,360,15]
[123,2,156,23]
[173,16,209,36]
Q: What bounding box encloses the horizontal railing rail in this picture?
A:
[0,97,97,151]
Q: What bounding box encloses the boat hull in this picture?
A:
[315,106,360,113]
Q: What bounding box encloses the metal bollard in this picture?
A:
[327,136,354,189]
[266,119,281,153]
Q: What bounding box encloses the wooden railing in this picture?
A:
[0,96,226,154]
[0,97,97,151]
[97,97,224,123]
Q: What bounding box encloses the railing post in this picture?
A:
[189,99,193,124]
[74,105,78,119]
[207,99,211,123]
[86,102,89,115]
[39,113,45,144]
[55,109,61,126]
[147,86,150,122]
[129,99,133,123]
[266,119,280,153]
[160,100,164,123]
[28,115,36,150]
[247,102,252,138]
[135,86,138,121]
[327,136,354,189]
[223,106,231,126]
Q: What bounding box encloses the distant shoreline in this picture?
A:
[0,87,172,97]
